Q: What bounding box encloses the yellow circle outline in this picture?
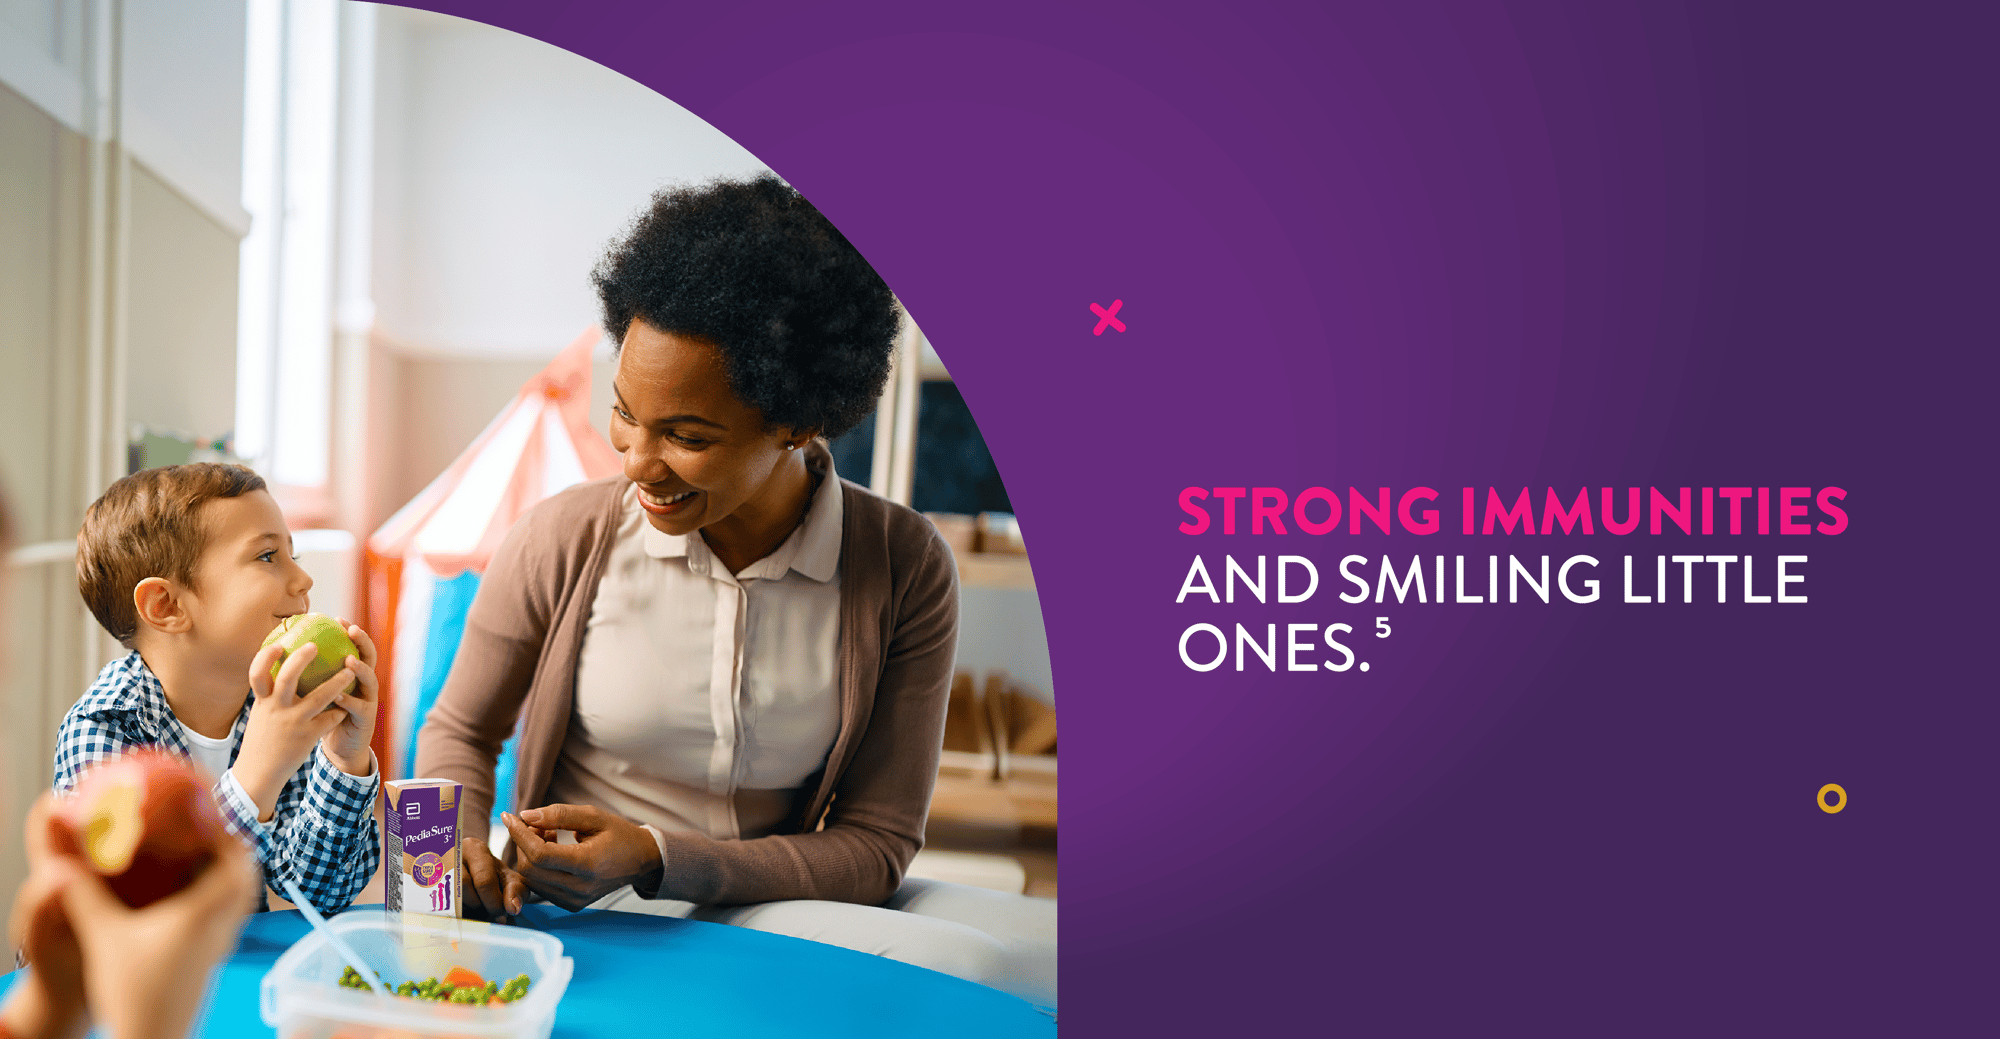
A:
[1817,783,1847,814]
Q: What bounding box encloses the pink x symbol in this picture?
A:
[1090,299,1126,335]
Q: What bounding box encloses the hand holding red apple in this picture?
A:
[50,751,226,908]
[44,840,259,1039]
[4,778,259,1039]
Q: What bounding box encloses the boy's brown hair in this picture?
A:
[77,464,268,647]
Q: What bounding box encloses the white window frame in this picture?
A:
[870,311,936,504]
[236,0,340,495]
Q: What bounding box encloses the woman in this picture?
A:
[416,175,1052,1005]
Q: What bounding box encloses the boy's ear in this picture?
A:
[132,577,192,636]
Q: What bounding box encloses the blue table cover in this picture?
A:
[1,904,1055,1038]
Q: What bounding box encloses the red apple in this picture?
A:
[56,751,228,907]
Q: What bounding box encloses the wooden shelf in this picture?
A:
[930,770,1058,830]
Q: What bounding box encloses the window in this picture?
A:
[236,0,340,491]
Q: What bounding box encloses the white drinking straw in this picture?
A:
[280,877,392,1000]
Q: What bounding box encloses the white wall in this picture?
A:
[121,0,248,233]
[0,1,247,442]
[0,0,82,82]
[126,164,241,438]
[362,5,767,534]
[0,0,253,913]
[0,0,249,233]
[379,351,617,527]
[370,6,766,360]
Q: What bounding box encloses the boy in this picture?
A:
[3,482,263,1039]
[56,463,381,912]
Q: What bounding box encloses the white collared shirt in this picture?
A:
[550,450,844,842]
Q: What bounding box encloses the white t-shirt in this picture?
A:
[179,720,235,784]
[548,450,845,845]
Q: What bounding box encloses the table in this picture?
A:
[1,904,1055,1038]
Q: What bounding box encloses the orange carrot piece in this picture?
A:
[443,966,486,990]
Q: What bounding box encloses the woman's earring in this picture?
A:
[785,442,798,451]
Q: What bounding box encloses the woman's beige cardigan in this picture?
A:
[414,475,958,906]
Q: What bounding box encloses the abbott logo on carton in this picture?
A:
[384,778,461,917]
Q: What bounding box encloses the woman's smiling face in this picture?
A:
[610,319,803,537]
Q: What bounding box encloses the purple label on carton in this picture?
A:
[392,797,458,858]
[385,779,461,917]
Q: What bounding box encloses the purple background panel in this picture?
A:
[401,2,1996,1034]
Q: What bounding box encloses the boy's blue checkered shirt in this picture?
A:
[54,651,381,912]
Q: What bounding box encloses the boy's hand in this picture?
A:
[317,621,379,777]
[233,641,352,822]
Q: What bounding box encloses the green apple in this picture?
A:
[262,612,361,695]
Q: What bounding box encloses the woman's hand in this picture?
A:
[461,836,529,924]
[502,805,664,912]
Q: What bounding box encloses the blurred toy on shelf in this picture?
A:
[127,425,245,473]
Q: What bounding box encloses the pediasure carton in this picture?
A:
[384,778,462,918]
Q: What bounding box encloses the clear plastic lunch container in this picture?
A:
[260,912,573,1039]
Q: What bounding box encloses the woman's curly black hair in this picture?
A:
[592,174,901,439]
